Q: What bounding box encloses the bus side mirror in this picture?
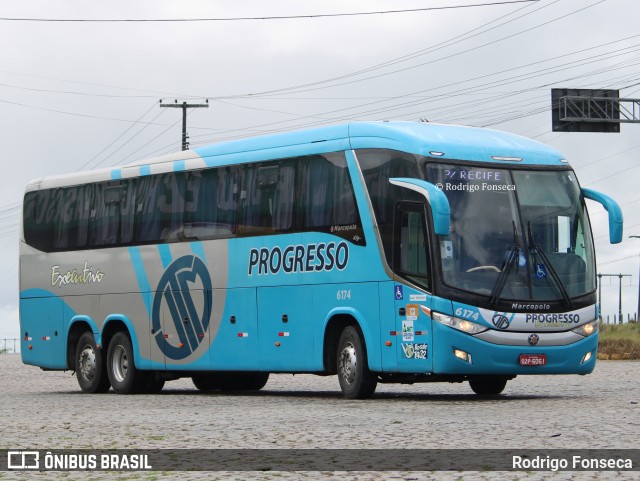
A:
[389,178,450,236]
[582,188,623,244]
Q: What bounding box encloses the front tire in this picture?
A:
[469,376,508,396]
[107,332,146,394]
[75,331,110,393]
[337,326,377,399]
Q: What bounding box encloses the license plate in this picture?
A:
[519,354,546,366]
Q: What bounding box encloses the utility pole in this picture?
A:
[630,235,640,321]
[159,99,209,151]
[598,273,603,322]
[598,273,632,324]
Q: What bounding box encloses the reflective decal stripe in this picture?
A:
[157,244,173,269]
[174,160,186,172]
[190,241,207,263]
[129,246,153,319]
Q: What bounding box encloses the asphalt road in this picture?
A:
[1,354,638,480]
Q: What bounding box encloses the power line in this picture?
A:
[0,2,540,23]
[0,69,188,98]
[86,105,170,171]
[220,0,604,99]
[0,1,540,103]
[0,96,170,126]
[188,43,640,146]
[0,81,160,98]
[193,37,640,143]
[76,101,159,172]
[219,0,549,100]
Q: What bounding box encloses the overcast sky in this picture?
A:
[2,0,639,341]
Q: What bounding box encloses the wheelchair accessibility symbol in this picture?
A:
[152,255,212,360]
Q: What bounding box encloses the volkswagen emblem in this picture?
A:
[528,334,540,346]
[492,314,510,330]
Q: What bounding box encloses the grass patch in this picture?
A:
[598,322,640,360]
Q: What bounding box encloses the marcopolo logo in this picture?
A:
[152,255,212,360]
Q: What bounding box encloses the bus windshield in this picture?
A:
[425,164,596,302]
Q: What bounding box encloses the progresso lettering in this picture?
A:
[525,313,580,324]
[249,242,349,276]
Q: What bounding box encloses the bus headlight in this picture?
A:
[571,320,599,337]
[432,312,488,334]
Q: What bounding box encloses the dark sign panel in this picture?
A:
[551,88,620,133]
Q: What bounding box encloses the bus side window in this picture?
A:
[299,152,361,237]
[90,180,135,247]
[185,169,216,239]
[239,164,273,234]
[356,150,421,260]
[393,202,431,290]
[217,166,240,236]
[135,173,185,244]
[23,190,54,252]
[272,162,295,231]
[159,173,186,242]
[239,161,295,236]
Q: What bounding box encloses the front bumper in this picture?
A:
[432,321,598,375]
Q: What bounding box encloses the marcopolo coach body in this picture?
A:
[19,121,622,398]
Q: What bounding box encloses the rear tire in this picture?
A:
[192,372,269,391]
[192,373,222,391]
[469,376,508,396]
[107,332,146,394]
[337,326,377,399]
[143,372,165,393]
[228,372,269,391]
[75,331,110,393]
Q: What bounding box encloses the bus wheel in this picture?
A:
[75,331,111,393]
[337,326,377,399]
[107,332,144,394]
[192,374,221,391]
[469,376,508,396]
[143,373,165,394]
[192,372,269,391]
[227,372,269,391]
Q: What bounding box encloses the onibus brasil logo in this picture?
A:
[151,255,212,360]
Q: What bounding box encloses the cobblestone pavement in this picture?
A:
[0,354,638,480]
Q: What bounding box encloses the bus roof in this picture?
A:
[26,121,567,191]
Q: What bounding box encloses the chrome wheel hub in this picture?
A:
[339,342,357,385]
[79,346,97,381]
[111,345,128,383]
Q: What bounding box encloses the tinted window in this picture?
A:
[22,152,365,251]
[355,149,422,261]
[91,181,135,247]
[240,160,294,235]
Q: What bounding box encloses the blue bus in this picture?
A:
[20,121,623,398]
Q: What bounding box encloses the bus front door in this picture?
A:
[393,202,433,373]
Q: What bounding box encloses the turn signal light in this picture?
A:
[453,349,472,364]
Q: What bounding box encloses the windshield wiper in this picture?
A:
[527,222,573,309]
[489,221,519,308]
